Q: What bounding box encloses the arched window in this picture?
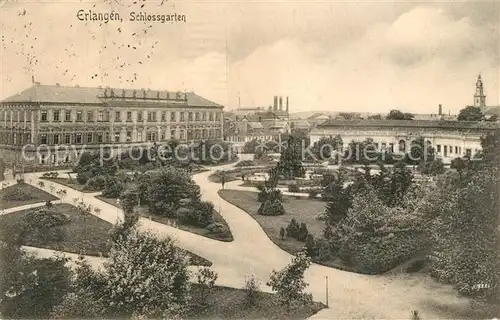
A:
[398,139,406,152]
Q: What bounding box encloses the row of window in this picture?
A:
[34,129,222,145]
[0,110,33,122]
[36,110,222,123]
[435,145,473,157]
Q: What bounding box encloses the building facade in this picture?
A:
[310,119,499,163]
[0,84,224,167]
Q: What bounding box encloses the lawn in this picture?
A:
[0,203,211,266]
[185,284,325,320]
[40,177,89,192]
[0,182,58,210]
[96,195,234,242]
[218,189,354,271]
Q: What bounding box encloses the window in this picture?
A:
[97,132,103,143]
[87,132,93,143]
[64,134,71,144]
[76,111,83,121]
[65,110,71,121]
[180,112,185,121]
[209,112,214,121]
[171,112,176,122]
[147,111,156,122]
[137,111,143,121]
[115,111,121,122]
[170,129,176,138]
[188,112,193,121]
[389,143,394,152]
[161,131,165,140]
[202,112,206,121]
[449,146,453,154]
[0,110,4,121]
[127,111,132,122]
[455,146,458,154]
[53,110,60,122]
[444,145,448,156]
[53,134,60,145]
[126,131,132,141]
[6,111,11,121]
[98,111,104,121]
[104,111,110,121]
[75,133,82,144]
[40,134,47,144]
[41,111,48,122]
[398,139,406,152]
[216,112,221,121]
[147,132,156,142]
[466,148,472,157]
[161,112,166,121]
[195,112,200,121]
[87,111,93,122]
[137,131,143,141]
[114,132,120,142]
[381,142,386,150]
[179,129,185,140]
[105,132,110,142]
[26,110,32,122]
[437,145,441,153]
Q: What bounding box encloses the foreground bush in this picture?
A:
[258,199,286,216]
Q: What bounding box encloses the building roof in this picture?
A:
[291,119,311,128]
[1,84,223,108]
[248,121,264,129]
[316,119,500,130]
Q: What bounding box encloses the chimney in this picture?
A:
[166,91,170,100]
[273,96,278,111]
[132,90,136,98]
[143,89,147,99]
[31,75,35,84]
[438,104,442,116]
[104,88,108,98]
[110,89,114,97]
[279,96,283,111]
[286,96,289,113]
[157,91,160,99]
[122,89,125,97]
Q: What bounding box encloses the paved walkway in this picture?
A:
[3,156,474,319]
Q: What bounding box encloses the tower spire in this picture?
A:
[474,74,486,108]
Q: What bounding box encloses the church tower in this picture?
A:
[474,74,486,108]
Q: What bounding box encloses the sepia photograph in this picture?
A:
[0,0,499,319]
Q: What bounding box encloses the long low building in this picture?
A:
[310,119,499,163]
[0,83,224,168]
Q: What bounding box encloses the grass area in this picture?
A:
[185,284,325,320]
[0,183,58,210]
[218,189,355,271]
[40,177,89,192]
[96,195,234,242]
[0,203,211,266]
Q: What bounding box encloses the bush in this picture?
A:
[235,160,254,167]
[315,238,336,262]
[297,222,309,242]
[286,219,300,238]
[42,172,59,178]
[308,189,319,199]
[288,183,300,193]
[258,199,286,216]
[304,234,317,257]
[243,275,261,306]
[22,208,69,244]
[101,178,124,198]
[83,175,108,191]
[76,171,93,185]
[2,185,34,201]
[205,222,227,234]
[177,201,215,227]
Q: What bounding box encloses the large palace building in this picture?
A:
[0,83,224,167]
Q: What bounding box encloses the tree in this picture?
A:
[0,244,71,319]
[311,135,343,162]
[277,135,305,179]
[457,106,484,121]
[304,234,317,257]
[386,109,414,120]
[66,228,191,318]
[266,251,313,309]
[323,176,352,226]
[195,267,218,306]
[280,227,285,240]
[367,114,382,120]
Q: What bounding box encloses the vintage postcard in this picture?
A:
[0,0,499,319]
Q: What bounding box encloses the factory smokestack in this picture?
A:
[273,96,278,111]
[279,96,283,111]
[286,96,289,113]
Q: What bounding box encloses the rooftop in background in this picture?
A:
[316,119,500,130]
[1,84,223,108]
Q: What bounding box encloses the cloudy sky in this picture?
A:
[0,0,499,114]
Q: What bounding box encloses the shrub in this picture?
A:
[297,223,309,242]
[258,199,285,216]
[76,171,93,185]
[288,183,300,193]
[177,201,214,227]
[21,208,69,244]
[84,175,108,191]
[308,189,319,199]
[101,178,124,198]
[243,275,261,306]
[286,219,300,238]
[315,238,336,262]
[205,222,226,234]
[195,267,218,306]
[304,234,317,257]
[279,227,285,240]
[2,185,34,201]
[235,160,254,167]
